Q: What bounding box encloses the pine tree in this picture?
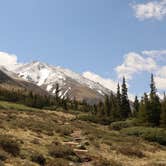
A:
[138,94,149,125]
[116,83,121,119]
[110,93,118,120]
[133,96,139,116]
[149,74,161,126]
[92,104,98,115]
[73,97,78,110]
[121,77,131,119]
[104,95,111,116]
[97,101,105,117]
[150,74,156,99]
[55,83,61,105]
[160,93,166,127]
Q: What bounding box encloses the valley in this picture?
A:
[0,1,166,165]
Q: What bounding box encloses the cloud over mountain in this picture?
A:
[0,52,18,70]
[83,71,117,92]
[1,50,166,100]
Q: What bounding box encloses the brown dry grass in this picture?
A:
[0,103,166,166]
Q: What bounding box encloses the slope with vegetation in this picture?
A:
[0,101,166,166]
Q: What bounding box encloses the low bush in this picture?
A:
[122,127,166,145]
[46,158,69,166]
[93,158,122,166]
[78,115,112,125]
[0,161,4,166]
[49,144,73,158]
[48,142,80,162]
[0,135,20,156]
[110,121,129,131]
[110,119,137,131]
[117,146,145,158]
[31,153,46,166]
[0,149,8,161]
[55,125,73,136]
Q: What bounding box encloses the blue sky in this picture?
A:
[0,0,166,98]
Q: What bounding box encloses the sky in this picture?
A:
[0,0,166,99]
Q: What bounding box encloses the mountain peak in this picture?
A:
[12,61,111,103]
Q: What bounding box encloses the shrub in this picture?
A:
[110,121,129,130]
[31,138,40,145]
[93,158,122,166]
[0,161,4,166]
[49,144,72,158]
[110,119,137,131]
[46,158,69,166]
[78,115,112,125]
[55,126,73,136]
[117,146,145,158]
[122,127,166,145]
[31,153,46,166]
[0,135,20,156]
[0,149,8,161]
[48,142,80,162]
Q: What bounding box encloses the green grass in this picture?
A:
[0,100,38,112]
[109,119,138,131]
[78,114,113,125]
[121,127,166,145]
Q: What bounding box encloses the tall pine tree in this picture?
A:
[160,93,166,127]
[104,95,111,116]
[149,74,161,126]
[116,83,121,119]
[138,93,150,125]
[133,96,139,117]
[120,77,131,119]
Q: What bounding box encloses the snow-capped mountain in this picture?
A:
[0,66,49,95]
[12,61,111,102]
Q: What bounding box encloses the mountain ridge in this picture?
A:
[0,67,49,96]
[10,61,112,103]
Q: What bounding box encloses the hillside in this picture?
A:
[0,68,49,96]
[0,101,166,166]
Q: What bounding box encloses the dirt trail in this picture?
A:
[63,129,93,165]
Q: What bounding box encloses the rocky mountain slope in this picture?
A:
[12,61,111,102]
[0,67,49,95]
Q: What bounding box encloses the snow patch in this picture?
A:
[46,84,53,91]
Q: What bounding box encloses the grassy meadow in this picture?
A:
[0,101,165,166]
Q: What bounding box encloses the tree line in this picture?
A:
[90,74,166,127]
[0,74,166,128]
[90,77,131,123]
[0,84,78,110]
[134,74,166,127]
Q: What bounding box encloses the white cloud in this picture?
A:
[115,52,157,79]
[157,92,165,99]
[132,0,166,20]
[156,66,166,77]
[0,52,18,70]
[83,71,117,93]
[142,50,166,57]
[83,71,136,101]
[154,76,166,89]
[115,50,166,91]
[155,66,166,90]
[128,93,135,101]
